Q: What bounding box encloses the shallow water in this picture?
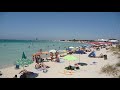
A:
[0,40,91,69]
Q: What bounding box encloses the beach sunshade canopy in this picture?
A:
[16,58,33,66]
[63,55,78,61]
[49,49,56,53]
[69,46,74,49]
[42,51,49,54]
[22,52,27,59]
[35,52,42,55]
[32,54,36,56]
[71,48,77,51]
[74,50,85,64]
[57,50,67,53]
[16,52,33,68]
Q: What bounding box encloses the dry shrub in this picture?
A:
[113,51,119,55]
[101,64,120,76]
[119,75,120,78]
[116,62,120,67]
[110,45,120,55]
[118,54,120,58]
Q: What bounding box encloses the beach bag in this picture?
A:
[76,67,80,70]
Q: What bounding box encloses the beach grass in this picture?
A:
[116,62,120,67]
[109,45,120,58]
[101,64,120,76]
[119,75,120,78]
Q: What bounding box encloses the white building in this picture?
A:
[97,39,108,42]
[108,39,119,43]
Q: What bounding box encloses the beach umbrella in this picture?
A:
[35,52,42,56]
[69,46,74,49]
[41,51,49,58]
[57,50,67,53]
[71,48,77,52]
[75,50,83,64]
[16,52,33,69]
[63,55,78,65]
[42,51,49,55]
[22,52,27,59]
[16,58,33,69]
[49,49,56,53]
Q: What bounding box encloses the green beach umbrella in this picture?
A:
[22,52,27,59]
[63,55,78,65]
[63,55,77,61]
[16,52,33,69]
[16,58,33,67]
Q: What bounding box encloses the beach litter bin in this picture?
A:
[0,71,2,76]
[104,55,107,60]
[43,69,48,73]
[15,64,20,69]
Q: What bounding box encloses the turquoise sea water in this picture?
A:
[0,40,90,69]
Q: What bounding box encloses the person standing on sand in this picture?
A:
[50,52,54,61]
[55,51,60,62]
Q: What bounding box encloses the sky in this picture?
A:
[0,12,120,40]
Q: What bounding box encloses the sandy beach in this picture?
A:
[0,47,119,78]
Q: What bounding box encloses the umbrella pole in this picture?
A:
[79,54,80,63]
[22,62,24,70]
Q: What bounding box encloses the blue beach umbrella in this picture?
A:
[75,50,83,63]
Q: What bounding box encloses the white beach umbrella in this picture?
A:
[57,50,67,54]
[76,47,79,49]
[57,50,67,52]
[49,49,56,53]
[69,46,74,49]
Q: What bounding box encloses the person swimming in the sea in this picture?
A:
[28,46,30,48]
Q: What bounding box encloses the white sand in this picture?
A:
[0,48,119,78]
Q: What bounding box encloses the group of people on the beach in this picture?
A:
[49,51,60,62]
[1,44,112,78]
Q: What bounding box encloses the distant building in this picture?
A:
[97,39,108,42]
[108,39,119,43]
